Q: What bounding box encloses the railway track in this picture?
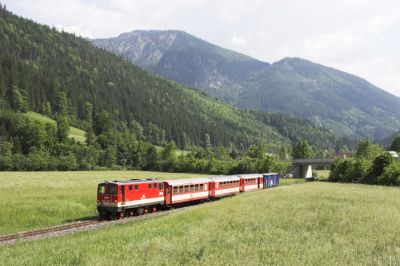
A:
[0,219,104,245]
[0,203,204,246]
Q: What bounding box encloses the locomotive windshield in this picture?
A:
[98,184,106,195]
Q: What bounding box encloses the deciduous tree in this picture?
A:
[292,140,312,159]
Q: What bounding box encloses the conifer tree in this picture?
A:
[56,116,69,142]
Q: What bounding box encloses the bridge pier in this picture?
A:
[301,165,313,178]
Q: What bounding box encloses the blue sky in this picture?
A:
[4,0,400,96]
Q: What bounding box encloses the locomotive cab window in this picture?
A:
[129,185,132,191]
[134,185,138,190]
[98,185,106,195]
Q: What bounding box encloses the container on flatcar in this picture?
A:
[239,173,263,192]
[97,178,164,219]
[209,175,241,198]
[262,173,279,188]
[164,178,210,205]
[272,173,279,187]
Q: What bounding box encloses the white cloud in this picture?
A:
[232,35,247,46]
[303,31,361,58]
[55,24,94,38]
[3,0,400,96]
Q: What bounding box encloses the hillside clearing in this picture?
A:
[1,182,399,265]
[26,111,86,143]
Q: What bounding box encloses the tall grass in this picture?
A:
[0,171,206,234]
[1,182,400,265]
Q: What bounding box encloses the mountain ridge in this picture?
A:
[92,30,400,140]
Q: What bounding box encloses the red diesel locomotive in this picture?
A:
[97,178,164,219]
[97,173,279,219]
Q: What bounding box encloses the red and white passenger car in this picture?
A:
[239,174,263,192]
[209,175,241,198]
[97,178,164,219]
[163,178,210,205]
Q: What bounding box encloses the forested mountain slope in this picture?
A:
[0,7,344,151]
[93,30,400,140]
[0,8,282,149]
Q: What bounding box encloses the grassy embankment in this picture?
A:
[314,170,331,180]
[26,111,86,143]
[1,181,400,265]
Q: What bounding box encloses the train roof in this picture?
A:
[164,178,211,186]
[209,175,240,181]
[263,173,279,176]
[237,173,263,178]
[103,178,160,185]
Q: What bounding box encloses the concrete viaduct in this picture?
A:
[288,158,334,179]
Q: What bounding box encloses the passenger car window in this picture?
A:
[134,185,138,190]
[173,187,178,194]
[129,185,132,191]
[159,183,163,190]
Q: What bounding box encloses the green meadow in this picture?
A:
[1,181,400,265]
[0,171,206,234]
[0,171,300,234]
[314,169,331,180]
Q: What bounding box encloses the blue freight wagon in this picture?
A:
[263,173,279,188]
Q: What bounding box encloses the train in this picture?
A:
[97,173,279,220]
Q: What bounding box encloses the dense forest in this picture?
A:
[0,5,357,172]
[0,103,293,173]
[329,138,400,186]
